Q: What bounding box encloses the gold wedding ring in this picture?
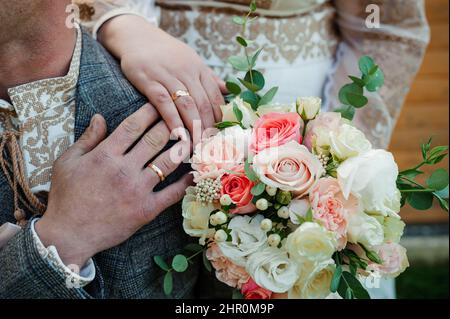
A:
[148,163,166,182]
[171,90,190,101]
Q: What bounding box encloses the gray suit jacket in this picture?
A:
[0,30,198,299]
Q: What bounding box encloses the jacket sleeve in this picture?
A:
[0,223,103,299]
[324,0,430,148]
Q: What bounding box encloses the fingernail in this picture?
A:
[90,115,98,129]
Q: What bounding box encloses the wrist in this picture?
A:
[35,215,94,268]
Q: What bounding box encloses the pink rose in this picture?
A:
[241,278,273,299]
[206,244,250,289]
[304,112,343,152]
[192,134,245,182]
[309,177,359,250]
[253,141,324,198]
[251,112,303,154]
[369,242,409,277]
[221,165,256,214]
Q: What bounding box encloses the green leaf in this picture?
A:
[228,55,250,71]
[172,254,188,272]
[346,93,368,108]
[240,90,260,110]
[236,36,248,47]
[433,192,449,211]
[232,16,245,25]
[421,137,433,160]
[226,81,241,95]
[400,169,424,179]
[335,105,356,120]
[338,83,363,105]
[305,208,313,222]
[153,256,169,271]
[215,121,240,130]
[338,271,370,300]
[239,78,260,92]
[232,289,244,299]
[250,48,264,67]
[184,243,203,253]
[435,185,449,199]
[233,102,244,122]
[163,272,173,296]
[349,76,366,87]
[358,56,376,76]
[243,70,265,91]
[245,159,258,182]
[203,250,212,272]
[258,86,279,106]
[407,192,434,210]
[363,68,384,92]
[330,265,342,293]
[345,288,354,299]
[250,0,257,12]
[251,182,266,196]
[428,146,449,163]
[427,168,449,191]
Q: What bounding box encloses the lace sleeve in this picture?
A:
[73,0,158,35]
[323,0,430,148]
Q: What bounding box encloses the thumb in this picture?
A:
[66,114,107,158]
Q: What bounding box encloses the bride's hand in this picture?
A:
[98,14,226,141]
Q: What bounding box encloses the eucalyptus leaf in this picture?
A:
[348,76,366,87]
[240,90,260,110]
[346,93,368,108]
[258,86,279,106]
[251,183,266,196]
[236,36,248,47]
[427,168,449,191]
[358,56,376,76]
[330,265,342,293]
[239,78,260,92]
[232,16,245,25]
[228,55,250,71]
[251,48,264,67]
[153,256,169,271]
[226,81,242,95]
[335,105,356,120]
[184,243,203,253]
[215,121,240,130]
[245,159,258,182]
[250,1,257,12]
[407,192,434,210]
[172,254,189,272]
[244,70,265,91]
[435,185,449,199]
[363,68,384,92]
[233,102,244,122]
[163,272,173,296]
[339,83,363,105]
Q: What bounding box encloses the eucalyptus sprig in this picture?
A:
[224,0,278,112]
[154,243,211,296]
[336,56,385,120]
[397,138,449,211]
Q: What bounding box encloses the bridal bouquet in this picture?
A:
[154,2,448,299]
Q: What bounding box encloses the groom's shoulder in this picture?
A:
[75,29,148,138]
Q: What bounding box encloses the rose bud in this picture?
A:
[220,194,233,206]
[296,97,321,120]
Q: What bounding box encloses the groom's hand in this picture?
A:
[35,104,192,268]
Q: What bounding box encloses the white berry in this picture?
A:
[260,218,273,232]
[277,206,290,219]
[268,234,281,247]
[220,194,232,206]
[256,198,269,211]
[214,229,228,242]
[209,214,219,226]
[214,211,228,225]
[266,186,277,196]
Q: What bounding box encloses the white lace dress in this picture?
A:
[78,0,430,298]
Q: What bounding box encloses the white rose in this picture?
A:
[285,222,337,263]
[296,97,321,120]
[288,260,335,299]
[217,215,267,267]
[219,125,252,158]
[287,199,311,225]
[257,103,296,116]
[329,124,372,160]
[337,149,401,218]
[220,97,258,128]
[246,247,299,293]
[347,212,384,247]
[182,187,216,245]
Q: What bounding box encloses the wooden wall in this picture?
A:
[389,0,449,224]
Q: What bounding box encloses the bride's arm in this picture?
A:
[324,0,430,149]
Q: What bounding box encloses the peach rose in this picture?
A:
[250,112,303,154]
[369,242,409,278]
[253,141,324,198]
[221,165,256,214]
[241,278,272,299]
[206,244,250,289]
[191,134,245,182]
[309,177,359,250]
[304,112,343,153]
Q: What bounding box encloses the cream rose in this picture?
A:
[257,103,296,117]
[329,124,372,160]
[219,125,252,158]
[221,97,258,128]
[217,215,267,267]
[383,216,406,243]
[337,149,401,218]
[253,141,324,198]
[285,222,337,263]
[288,260,335,299]
[304,112,344,154]
[296,97,321,120]
[182,187,217,245]
[246,247,299,293]
[347,212,384,247]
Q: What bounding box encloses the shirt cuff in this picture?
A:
[92,7,159,40]
[30,218,95,288]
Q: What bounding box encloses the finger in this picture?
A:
[183,79,215,130]
[143,82,185,136]
[144,174,194,222]
[63,114,107,159]
[106,103,159,155]
[212,72,228,94]
[158,77,202,144]
[200,70,224,123]
[142,139,191,185]
[126,121,171,168]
